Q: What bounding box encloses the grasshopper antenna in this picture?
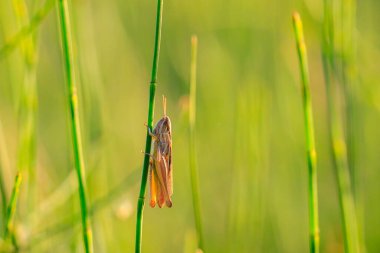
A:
[162,95,167,116]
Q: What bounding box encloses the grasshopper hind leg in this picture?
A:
[149,162,157,208]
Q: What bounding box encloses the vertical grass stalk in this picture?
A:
[341,0,366,251]
[341,0,358,196]
[4,173,22,240]
[12,0,38,222]
[292,12,320,253]
[322,1,360,252]
[57,0,93,252]
[188,35,204,251]
[135,0,164,252]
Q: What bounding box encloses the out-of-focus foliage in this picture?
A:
[0,0,379,252]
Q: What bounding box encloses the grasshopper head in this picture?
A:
[153,116,171,135]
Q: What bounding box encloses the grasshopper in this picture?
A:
[147,96,173,208]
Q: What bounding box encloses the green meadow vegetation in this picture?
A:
[0,0,379,252]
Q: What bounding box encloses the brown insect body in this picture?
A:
[149,97,173,208]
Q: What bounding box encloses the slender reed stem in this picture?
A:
[0,0,55,59]
[135,0,164,252]
[12,0,38,224]
[341,1,366,251]
[292,12,320,253]
[341,0,357,190]
[188,35,204,251]
[57,1,93,252]
[4,173,22,240]
[322,1,360,252]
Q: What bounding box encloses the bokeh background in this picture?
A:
[0,0,379,252]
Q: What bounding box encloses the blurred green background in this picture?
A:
[0,0,379,252]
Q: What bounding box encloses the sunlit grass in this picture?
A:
[4,173,22,244]
[321,0,360,252]
[11,0,38,228]
[0,0,378,252]
[292,12,320,253]
[56,0,93,252]
[188,35,204,252]
[135,0,164,252]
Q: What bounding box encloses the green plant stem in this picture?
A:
[4,173,22,240]
[188,35,204,251]
[341,1,366,251]
[135,0,164,252]
[12,0,38,226]
[292,12,320,253]
[57,1,93,252]
[341,0,357,189]
[0,0,55,59]
[322,1,360,252]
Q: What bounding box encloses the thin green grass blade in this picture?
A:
[292,12,320,253]
[341,1,366,251]
[321,1,360,252]
[188,35,205,252]
[11,0,39,231]
[135,1,164,252]
[56,0,93,252]
[4,173,22,240]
